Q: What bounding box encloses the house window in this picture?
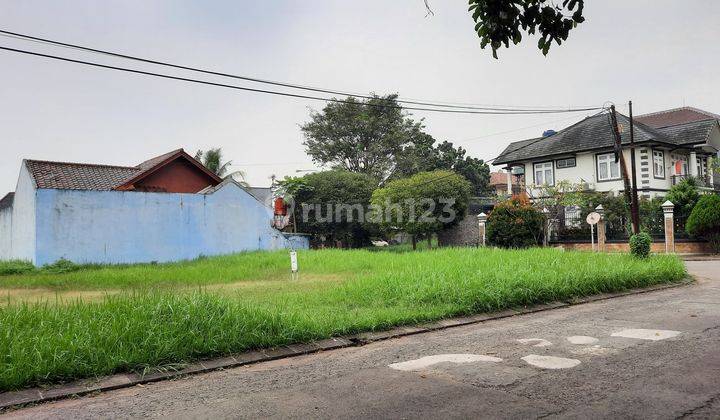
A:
[597,153,620,181]
[534,162,554,186]
[653,150,665,178]
[556,157,576,169]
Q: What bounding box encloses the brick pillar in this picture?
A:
[595,204,606,252]
[662,200,675,254]
[477,212,487,247]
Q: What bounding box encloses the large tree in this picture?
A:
[278,170,379,248]
[301,94,426,180]
[467,0,585,58]
[394,139,491,196]
[371,170,472,249]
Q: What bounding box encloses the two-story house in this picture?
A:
[494,107,720,199]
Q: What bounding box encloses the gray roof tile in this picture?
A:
[0,192,14,210]
[494,112,685,165]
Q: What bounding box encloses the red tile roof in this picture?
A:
[24,160,141,190]
[489,171,518,186]
[22,148,222,191]
[635,107,720,129]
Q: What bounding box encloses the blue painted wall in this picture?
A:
[29,180,306,265]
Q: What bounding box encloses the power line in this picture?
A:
[0,45,604,115]
[0,29,599,113]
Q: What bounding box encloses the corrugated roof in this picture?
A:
[245,187,273,205]
[494,112,678,165]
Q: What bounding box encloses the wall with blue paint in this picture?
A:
[32,181,306,265]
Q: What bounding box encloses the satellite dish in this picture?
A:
[586,212,601,225]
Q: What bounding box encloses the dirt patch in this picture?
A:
[0,274,347,305]
[0,288,121,305]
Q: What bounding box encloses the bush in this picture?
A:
[41,258,80,274]
[487,196,544,248]
[666,177,701,217]
[0,260,35,276]
[629,232,652,258]
[686,194,720,253]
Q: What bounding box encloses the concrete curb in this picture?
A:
[0,279,694,411]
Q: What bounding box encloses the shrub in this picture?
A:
[629,232,652,258]
[487,196,544,248]
[41,258,80,274]
[686,194,720,253]
[0,260,35,276]
[666,177,701,217]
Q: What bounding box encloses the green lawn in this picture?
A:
[0,247,686,391]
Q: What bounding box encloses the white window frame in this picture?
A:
[533,162,554,186]
[652,150,665,179]
[555,157,576,169]
[596,153,620,181]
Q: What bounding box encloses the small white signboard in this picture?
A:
[290,250,298,273]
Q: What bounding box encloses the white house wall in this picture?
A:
[0,207,11,260]
[7,163,37,263]
[521,148,675,198]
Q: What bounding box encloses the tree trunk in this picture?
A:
[411,235,417,250]
[427,235,432,249]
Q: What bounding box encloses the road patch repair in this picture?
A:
[388,354,503,371]
[390,329,683,373]
[566,335,599,345]
[610,329,681,341]
[517,338,553,347]
[521,355,582,369]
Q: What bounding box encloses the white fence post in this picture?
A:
[477,212,487,247]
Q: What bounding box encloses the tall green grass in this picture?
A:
[0,248,686,391]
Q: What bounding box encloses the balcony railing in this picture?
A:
[670,174,710,188]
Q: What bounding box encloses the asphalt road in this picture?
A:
[5,260,720,419]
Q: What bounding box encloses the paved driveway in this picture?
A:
[5,261,720,419]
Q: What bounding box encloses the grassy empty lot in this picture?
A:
[0,247,686,391]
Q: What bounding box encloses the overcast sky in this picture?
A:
[1,0,719,194]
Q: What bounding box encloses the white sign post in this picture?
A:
[290,250,298,280]
[586,212,601,251]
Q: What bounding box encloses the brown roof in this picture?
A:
[114,149,222,191]
[22,148,222,191]
[489,171,518,186]
[25,160,141,190]
[635,107,720,129]
[136,148,184,171]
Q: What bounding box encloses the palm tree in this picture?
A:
[195,148,249,187]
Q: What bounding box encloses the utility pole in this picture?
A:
[609,105,639,234]
[628,101,640,234]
